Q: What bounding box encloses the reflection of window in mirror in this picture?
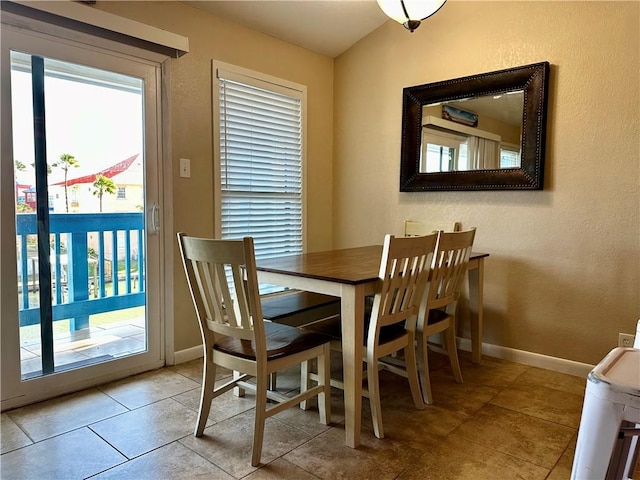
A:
[422,124,506,172]
[421,128,468,172]
[421,118,523,172]
[499,143,521,168]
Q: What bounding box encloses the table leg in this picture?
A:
[340,283,365,448]
[468,258,484,364]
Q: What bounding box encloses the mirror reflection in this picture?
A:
[420,91,524,173]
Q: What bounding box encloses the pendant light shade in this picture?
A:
[376,0,446,32]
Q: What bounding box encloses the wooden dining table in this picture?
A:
[256,245,488,448]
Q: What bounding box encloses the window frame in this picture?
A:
[212,60,308,251]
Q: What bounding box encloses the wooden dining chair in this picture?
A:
[415,228,476,404]
[304,233,437,438]
[177,233,332,467]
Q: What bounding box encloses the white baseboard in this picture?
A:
[457,337,594,378]
[173,339,595,378]
[173,345,203,365]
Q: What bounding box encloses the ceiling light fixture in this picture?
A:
[376,0,447,32]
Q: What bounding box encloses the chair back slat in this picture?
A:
[223,263,242,328]
[427,228,476,310]
[189,258,217,326]
[230,263,253,329]
[209,263,232,326]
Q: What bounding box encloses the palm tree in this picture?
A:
[51,153,80,212]
[92,175,117,212]
[14,160,28,209]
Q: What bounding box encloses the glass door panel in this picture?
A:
[2,22,163,410]
[12,51,148,378]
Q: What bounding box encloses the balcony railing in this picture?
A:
[16,212,146,331]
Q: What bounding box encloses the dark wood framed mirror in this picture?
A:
[400,62,550,191]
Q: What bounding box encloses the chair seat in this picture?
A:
[304,315,342,340]
[427,308,450,324]
[308,304,442,345]
[304,310,407,346]
[214,321,332,360]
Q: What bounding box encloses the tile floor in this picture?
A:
[0,350,627,479]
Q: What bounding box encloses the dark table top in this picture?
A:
[256,245,488,286]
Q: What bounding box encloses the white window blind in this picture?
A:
[216,67,304,292]
[500,143,521,168]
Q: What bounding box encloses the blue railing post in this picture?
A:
[54,234,62,305]
[67,232,89,330]
[20,236,30,309]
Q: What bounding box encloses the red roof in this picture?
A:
[51,154,139,186]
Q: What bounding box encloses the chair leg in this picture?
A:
[416,331,434,405]
[300,360,311,411]
[445,322,463,384]
[404,339,425,411]
[367,353,384,439]
[317,343,332,425]
[195,353,216,436]
[269,372,277,391]
[251,372,268,467]
[233,370,246,397]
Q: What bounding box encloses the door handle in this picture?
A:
[149,203,160,234]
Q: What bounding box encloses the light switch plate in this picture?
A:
[179,158,190,178]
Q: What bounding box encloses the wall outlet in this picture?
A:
[179,158,191,178]
[618,333,635,348]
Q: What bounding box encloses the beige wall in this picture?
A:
[91,2,639,365]
[334,1,639,365]
[95,2,335,352]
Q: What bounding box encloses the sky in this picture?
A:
[12,61,144,187]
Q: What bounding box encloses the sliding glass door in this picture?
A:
[1,23,164,409]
